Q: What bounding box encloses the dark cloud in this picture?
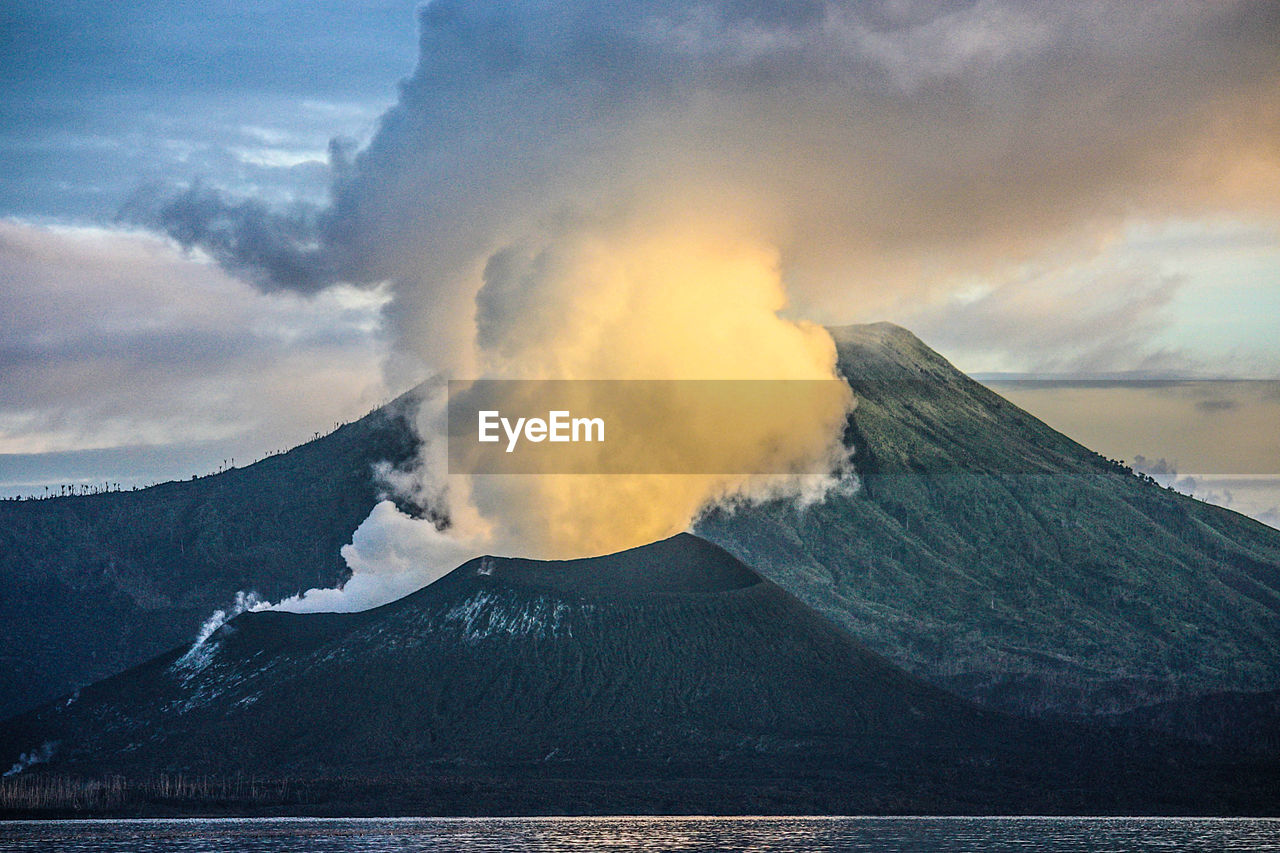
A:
[120,184,338,293]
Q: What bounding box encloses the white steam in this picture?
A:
[4,742,56,778]
[270,500,485,613]
[175,590,264,671]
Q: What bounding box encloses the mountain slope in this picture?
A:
[0,392,421,719]
[3,534,1270,815]
[698,323,1280,713]
[1,535,966,776]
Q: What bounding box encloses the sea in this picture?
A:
[1,816,1278,852]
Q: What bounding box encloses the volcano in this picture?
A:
[5,535,970,777]
[3,533,1273,815]
[3,323,1279,726]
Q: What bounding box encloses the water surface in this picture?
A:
[2,816,1278,852]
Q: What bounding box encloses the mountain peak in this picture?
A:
[826,322,960,383]
[826,320,917,342]
[446,532,763,599]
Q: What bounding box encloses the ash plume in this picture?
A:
[132,0,1280,611]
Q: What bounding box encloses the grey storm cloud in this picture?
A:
[121,183,338,293]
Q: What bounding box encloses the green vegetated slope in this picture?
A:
[5,535,1271,816]
[0,394,420,720]
[698,323,1280,714]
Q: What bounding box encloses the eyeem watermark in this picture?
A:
[448,379,852,475]
[478,410,605,453]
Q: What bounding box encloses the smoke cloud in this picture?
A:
[175,591,265,673]
[143,0,1280,610]
[4,742,56,778]
[271,500,486,613]
[145,1,1280,317]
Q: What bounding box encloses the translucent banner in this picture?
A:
[447,379,852,475]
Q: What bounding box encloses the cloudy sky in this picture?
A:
[1,0,1278,523]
